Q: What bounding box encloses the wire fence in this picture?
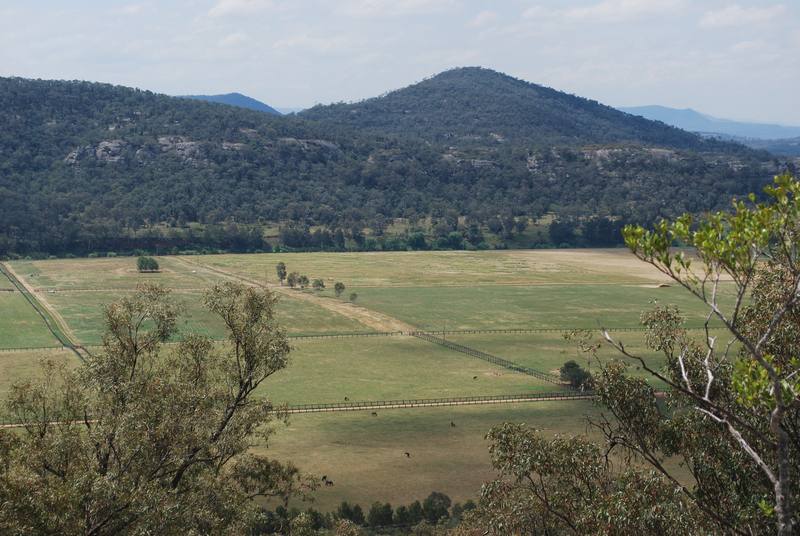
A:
[0,264,87,362]
[411,331,564,385]
[0,391,596,426]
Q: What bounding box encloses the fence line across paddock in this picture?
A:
[0,390,600,426]
[411,331,565,385]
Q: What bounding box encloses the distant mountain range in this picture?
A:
[0,68,782,256]
[619,105,800,156]
[181,92,281,115]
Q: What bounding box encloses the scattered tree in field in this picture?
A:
[0,283,310,535]
[299,275,309,289]
[334,282,346,297]
[464,174,800,535]
[312,279,325,291]
[276,261,287,285]
[286,271,299,288]
[559,360,592,388]
[349,292,358,303]
[136,255,159,272]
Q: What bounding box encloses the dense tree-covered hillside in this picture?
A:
[0,73,783,257]
[301,67,741,151]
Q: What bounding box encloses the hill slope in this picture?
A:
[301,67,735,151]
[0,75,780,256]
[181,92,281,114]
[619,105,800,140]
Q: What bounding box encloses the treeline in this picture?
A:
[0,76,781,258]
[254,492,474,535]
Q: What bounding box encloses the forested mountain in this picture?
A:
[181,92,281,115]
[0,72,785,257]
[301,67,738,151]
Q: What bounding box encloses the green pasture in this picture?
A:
[348,283,734,331]
[45,290,369,347]
[194,248,670,287]
[11,256,224,291]
[256,400,601,511]
[446,330,734,388]
[0,348,78,402]
[0,292,60,349]
[260,336,556,405]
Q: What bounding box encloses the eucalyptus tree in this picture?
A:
[0,283,311,535]
[463,174,800,535]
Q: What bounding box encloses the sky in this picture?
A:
[0,0,798,124]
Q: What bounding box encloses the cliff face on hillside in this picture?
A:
[0,72,779,255]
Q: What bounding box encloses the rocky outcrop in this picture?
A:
[64,145,93,164]
[95,139,128,162]
[157,136,204,162]
[64,140,128,164]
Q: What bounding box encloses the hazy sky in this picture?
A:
[1,1,798,124]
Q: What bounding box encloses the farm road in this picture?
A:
[171,257,416,333]
[2,263,81,349]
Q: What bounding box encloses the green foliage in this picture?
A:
[136,255,159,272]
[334,282,346,297]
[559,360,592,388]
[467,174,800,535]
[276,262,287,283]
[312,278,325,291]
[0,75,774,257]
[367,502,393,527]
[0,282,308,535]
[422,492,451,524]
[349,292,358,303]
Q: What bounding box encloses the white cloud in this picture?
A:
[120,4,145,15]
[523,0,684,23]
[468,10,498,28]
[219,32,249,47]
[273,33,352,53]
[208,0,274,17]
[700,4,785,28]
[340,0,456,17]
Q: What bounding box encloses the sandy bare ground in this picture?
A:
[172,257,416,333]
[2,262,81,347]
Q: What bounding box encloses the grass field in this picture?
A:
[261,337,558,405]
[46,290,369,346]
[348,284,732,331]
[0,249,726,508]
[0,292,60,349]
[256,400,601,511]
[12,257,224,290]
[194,249,673,287]
[0,348,78,402]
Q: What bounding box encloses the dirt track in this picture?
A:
[2,262,81,347]
[172,257,417,333]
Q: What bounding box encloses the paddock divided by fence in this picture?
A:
[0,263,88,362]
[411,331,564,385]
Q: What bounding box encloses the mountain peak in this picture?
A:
[301,67,723,151]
